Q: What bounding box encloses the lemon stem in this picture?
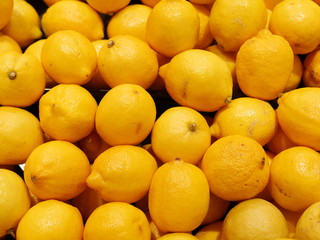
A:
[108,40,114,48]
[8,71,17,80]
[6,229,16,239]
[225,96,232,104]
[189,123,198,132]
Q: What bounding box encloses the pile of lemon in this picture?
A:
[1,0,320,239]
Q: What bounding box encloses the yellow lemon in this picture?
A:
[0,0,13,30]
[98,35,158,89]
[16,199,84,240]
[269,0,320,54]
[39,84,97,143]
[83,202,151,240]
[148,159,210,232]
[276,87,320,151]
[195,221,223,240]
[236,29,294,100]
[146,0,200,58]
[95,84,156,146]
[86,145,158,203]
[0,51,46,107]
[209,0,268,52]
[160,49,233,112]
[0,169,31,238]
[284,54,303,92]
[0,32,21,54]
[157,233,199,240]
[41,1,104,41]
[1,0,42,48]
[0,106,44,165]
[302,48,320,87]
[210,97,278,146]
[86,0,131,14]
[41,30,97,85]
[221,198,289,240]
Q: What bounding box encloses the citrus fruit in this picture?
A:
[210,97,278,146]
[265,126,297,155]
[0,32,21,55]
[24,39,57,88]
[1,0,42,48]
[39,84,97,143]
[16,199,84,240]
[151,106,211,165]
[86,0,131,14]
[269,0,320,54]
[86,145,158,203]
[41,1,104,41]
[0,169,31,238]
[160,49,233,112]
[107,4,152,42]
[209,0,268,52]
[95,83,156,146]
[283,54,303,92]
[295,201,320,240]
[276,87,320,151]
[83,202,151,240]
[24,140,91,201]
[221,198,289,240]
[236,29,294,100]
[0,106,44,165]
[98,35,158,89]
[146,0,200,58]
[201,135,270,201]
[41,29,97,85]
[0,51,46,107]
[42,0,81,6]
[148,159,210,232]
[268,146,320,212]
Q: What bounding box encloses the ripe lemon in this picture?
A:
[264,0,283,10]
[84,39,110,90]
[0,32,21,55]
[265,126,297,155]
[302,48,320,87]
[141,0,161,7]
[1,0,42,48]
[221,198,289,240]
[95,84,156,146]
[24,140,91,201]
[98,35,158,89]
[276,87,320,151]
[16,199,84,240]
[296,201,320,240]
[42,0,81,6]
[148,159,210,232]
[86,0,131,14]
[160,49,233,112]
[201,135,270,201]
[107,4,152,42]
[151,106,211,165]
[41,1,104,41]
[210,97,278,146]
[24,39,57,88]
[86,145,158,203]
[83,202,151,240]
[0,106,43,165]
[146,0,200,58]
[268,146,320,212]
[195,221,223,240]
[209,0,268,52]
[192,3,214,49]
[77,129,111,163]
[39,84,97,142]
[0,169,31,238]
[41,30,97,85]
[236,29,294,100]
[269,0,320,54]
[0,0,13,30]
[157,233,199,240]
[0,51,46,107]
[70,187,106,222]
